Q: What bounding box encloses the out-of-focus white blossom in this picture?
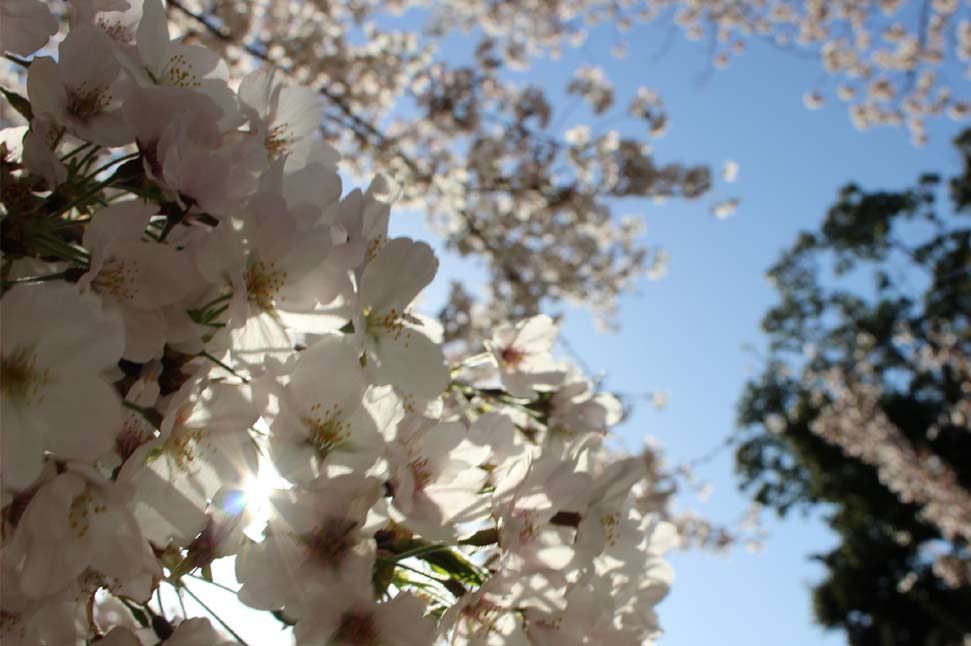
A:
[1,283,124,491]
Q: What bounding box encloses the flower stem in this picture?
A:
[60,142,93,162]
[180,582,252,646]
[1,271,66,288]
[48,175,117,218]
[184,573,239,595]
[199,351,250,383]
[84,151,140,181]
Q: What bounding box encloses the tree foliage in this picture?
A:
[735,130,971,644]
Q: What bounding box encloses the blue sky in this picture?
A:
[388,18,968,646]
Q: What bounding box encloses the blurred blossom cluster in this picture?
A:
[131,0,969,330]
[136,0,728,332]
[0,2,702,644]
[808,323,971,589]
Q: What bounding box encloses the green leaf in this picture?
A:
[119,598,151,628]
[1,86,33,122]
[419,549,484,586]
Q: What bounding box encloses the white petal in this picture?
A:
[0,400,45,490]
[237,68,274,121]
[372,326,448,400]
[25,56,67,121]
[82,200,155,257]
[360,237,438,314]
[120,306,166,362]
[514,314,557,353]
[59,26,121,95]
[288,334,366,409]
[40,378,120,462]
[136,0,170,72]
[127,463,208,546]
[272,83,325,142]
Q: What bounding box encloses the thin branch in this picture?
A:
[1,271,67,288]
[180,582,252,646]
[199,351,250,383]
[176,586,188,620]
[185,573,240,595]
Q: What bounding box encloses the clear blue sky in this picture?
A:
[389,18,968,646]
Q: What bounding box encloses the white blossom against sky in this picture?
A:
[393,21,966,646]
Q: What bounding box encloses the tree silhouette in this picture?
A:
[736,130,971,644]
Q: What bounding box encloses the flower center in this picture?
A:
[264,124,293,158]
[365,307,405,341]
[508,508,538,545]
[410,457,433,493]
[97,17,134,44]
[303,517,358,568]
[365,236,385,262]
[116,412,155,461]
[69,489,107,539]
[600,511,621,546]
[500,346,525,368]
[461,598,501,635]
[162,54,201,89]
[67,83,111,121]
[1,346,49,405]
[92,257,138,302]
[245,260,287,313]
[334,610,380,646]
[163,422,205,472]
[302,403,348,459]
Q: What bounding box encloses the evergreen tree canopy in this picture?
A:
[735,131,971,645]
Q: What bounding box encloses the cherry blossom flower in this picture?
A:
[70,0,143,47]
[266,334,385,483]
[438,573,530,646]
[1,283,123,491]
[235,474,382,615]
[78,199,199,361]
[353,237,449,400]
[124,0,240,124]
[121,375,259,546]
[385,419,490,541]
[238,67,326,167]
[492,451,592,577]
[99,618,236,646]
[7,464,159,600]
[26,25,133,147]
[295,582,435,646]
[486,315,564,398]
[220,189,341,367]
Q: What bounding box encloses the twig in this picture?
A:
[180,582,252,646]
[185,573,239,595]
[199,351,250,383]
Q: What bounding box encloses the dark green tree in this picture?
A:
[735,130,971,646]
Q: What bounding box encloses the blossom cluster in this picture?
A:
[808,328,971,590]
[0,2,677,644]
[160,0,719,333]
[422,0,971,145]
[141,0,971,335]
